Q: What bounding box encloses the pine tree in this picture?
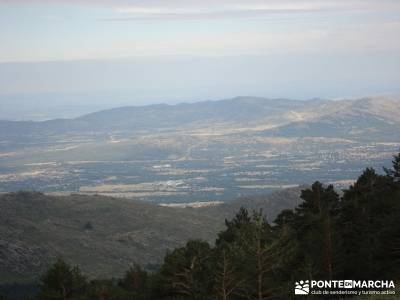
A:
[86,279,128,300]
[384,151,400,183]
[271,210,302,299]
[36,258,87,300]
[294,182,340,279]
[214,246,239,300]
[159,240,214,300]
[119,264,149,299]
[216,209,276,300]
[337,167,400,279]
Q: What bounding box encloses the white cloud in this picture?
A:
[2,0,400,22]
[2,0,400,13]
[101,0,400,21]
[102,21,400,57]
[320,21,400,53]
[1,0,399,62]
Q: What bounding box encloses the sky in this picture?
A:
[0,0,400,119]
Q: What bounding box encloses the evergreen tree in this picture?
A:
[242,212,275,300]
[337,167,400,279]
[214,246,239,300]
[118,264,150,299]
[293,182,340,279]
[36,258,87,300]
[159,240,214,300]
[217,207,252,246]
[216,209,276,300]
[384,151,400,183]
[86,279,127,300]
[271,209,302,299]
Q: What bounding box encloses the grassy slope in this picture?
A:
[0,192,223,282]
[0,188,301,283]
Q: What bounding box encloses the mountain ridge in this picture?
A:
[1,96,398,138]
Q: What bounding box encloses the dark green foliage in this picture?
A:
[118,264,150,299]
[270,182,341,299]
[36,258,87,300]
[85,279,128,300]
[31,152,400,300]
[385,151,400,183]
[337,167,400,279]
[158,240,215,300]
[294,182,340,279]
[217,209,277,300]
[213,245,239,300]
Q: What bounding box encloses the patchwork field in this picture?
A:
[0,97,399,203]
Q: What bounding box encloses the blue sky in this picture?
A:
[0,0,399,116]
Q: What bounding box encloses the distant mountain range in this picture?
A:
[0,96,398,200]
[0,97,308,135]
[1,96,399,141]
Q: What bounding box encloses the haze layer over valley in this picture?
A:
[0,96,398,204]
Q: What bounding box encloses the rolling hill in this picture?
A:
[262,97,400,141]
[0,97,308,137]
[0,188,301,283]
[1,96,399,140]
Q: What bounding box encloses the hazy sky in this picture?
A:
[0,0,400,117]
